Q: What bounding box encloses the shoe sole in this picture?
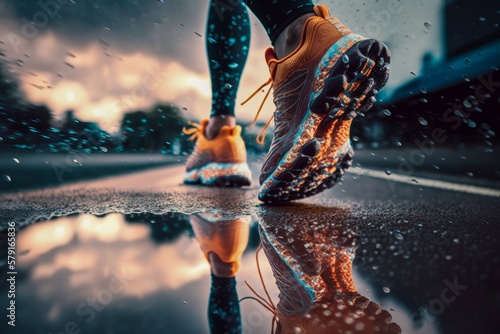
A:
[259,35,390,203]
[184,162,252,187]
[258,224,324,313]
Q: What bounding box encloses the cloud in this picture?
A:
[1,0,444,131]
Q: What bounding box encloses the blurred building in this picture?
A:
[369,0,500,147]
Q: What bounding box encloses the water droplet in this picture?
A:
[467,172,474,177]
[224,83,232,89]
[424,22,432,29]
[421,88,427,94]
[207,37,217,44]
[479,17,486,22]
[352,136,359,142]
[73,159,82,166]
[377,57,385,66]
[410,71,416,76]
[419,97,428,103]
[182,300,187,304]
[383,286,391,293]
[463,100,472,108]
[463,74,470,82]
[445,255,453,261]
[4,175,11,182]
[342,54,349,64]
[465,58,471,65]
[418,117,428,126]
[395,141,402,147]
[384,168,392,175]
[453,238,460,244]
[411,179,418,184]
[13,158,20,163]
[382,109,391,116]
[228,62,239,69]
[394,232,404,240]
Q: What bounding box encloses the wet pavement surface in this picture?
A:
[1,161,499,334]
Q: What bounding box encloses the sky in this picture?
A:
[0,0,444,133]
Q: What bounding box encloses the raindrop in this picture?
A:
[342,54,349,64]
[453,238,460,244]
[421,88,427,94]
[207,37,217,44]
[228,62,239,69]
[13,158,20,163]
[377,57,385,66]
[418,97,428,103]
[182,300,187,304]
[352,136,359,142]
[479,17,486,22]
[224,83,232,89]
[4,175,11,182]
[418,117,428,126]
[463,100,472,108]
[384,168,392,176]
[462,74,470,82]
[424,22,432,29]
[394,232,404,240]
[395,141,402,147]
[410,71,416,76]
[465,58,471,65]
[73,159,82,166]
[445,255,453,261]
[382,109,391,116]
[157,0,164,2]
[383,286,391,293]
[467,172,474,177]
[195,32,202,37]
[411,179,418,183]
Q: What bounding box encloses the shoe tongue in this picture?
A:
[265,47,278,76]
[313,4,331,18]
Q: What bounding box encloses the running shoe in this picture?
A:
[255,206,401,333]
[190,212,251,277]
[183,120,252,186]
[251,5,390,202]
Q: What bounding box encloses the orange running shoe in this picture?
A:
[190,212,251,277]
[183,119,252,187]
[254,206,401,333]
[253,5,390,202]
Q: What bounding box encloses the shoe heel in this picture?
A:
[200,162,252,187]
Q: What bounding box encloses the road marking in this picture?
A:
[348,167,500,198]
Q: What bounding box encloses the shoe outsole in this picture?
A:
[259,35,391,203]
[184,162,252,187]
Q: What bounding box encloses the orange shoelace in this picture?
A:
[241,78,274,145]
[239,243,278,334]
[182,121,202,141]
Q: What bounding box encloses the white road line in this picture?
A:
[348,167,500,198]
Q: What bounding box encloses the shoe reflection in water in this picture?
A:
[190,212,251,334]
[256,205,401,334]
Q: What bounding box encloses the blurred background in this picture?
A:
[0,0,499,191]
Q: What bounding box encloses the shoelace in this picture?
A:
[241,78,274,145]
[239,243,279,334]
[182,121,202,141]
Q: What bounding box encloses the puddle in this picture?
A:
[1,210,445,333]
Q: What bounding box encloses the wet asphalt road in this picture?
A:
[0,158,499,334]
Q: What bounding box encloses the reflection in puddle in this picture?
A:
[255,205,403,333]
[1,209,433,333]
